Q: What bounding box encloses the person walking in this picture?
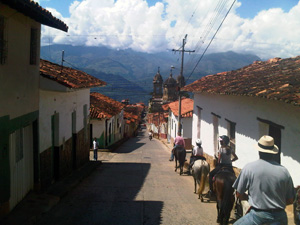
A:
[169,132,185,161]
[233,135,295,225]
[208,135,238,196]
[93,137,99,161]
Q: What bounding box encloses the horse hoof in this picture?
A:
[201,198,204,202]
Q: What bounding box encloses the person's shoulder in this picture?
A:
[243,160,261,169]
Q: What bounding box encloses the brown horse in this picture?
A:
[173,146,186,175]
[213,170,236,225]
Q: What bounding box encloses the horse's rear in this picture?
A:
[213,171,236,225]
[174,146,186,175]
[192,159,210,201]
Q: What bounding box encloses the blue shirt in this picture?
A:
[233,159,295,209]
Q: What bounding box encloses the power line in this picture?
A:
[186,0,236,83]
[184,0,229,70]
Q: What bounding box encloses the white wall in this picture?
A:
[170,112,192,139]
[193,92,300,186]
[0,5,40,119]
[39,88,90,152]
[91,119,105,139]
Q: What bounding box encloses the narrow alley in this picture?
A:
[32,128,223,225]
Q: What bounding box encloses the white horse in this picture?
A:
[192,159,210,202]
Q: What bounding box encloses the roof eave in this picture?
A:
[1,0,68,32]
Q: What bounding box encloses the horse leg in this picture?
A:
[179,163,183,175]
[194,177,197,194]
[174,159,177,172]
[216,200,221,223]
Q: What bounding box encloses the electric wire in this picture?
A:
[185,0,236,84]
[184,0,229,70]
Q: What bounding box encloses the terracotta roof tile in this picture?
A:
[1,0,68,31]
[40,59,106,89]
[164,98,194,117]
[183,56,300,107]
[90,92,124,119]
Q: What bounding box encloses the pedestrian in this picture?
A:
[93,137,99,161]
[233,135,295,225]
[188,139,206,174]
[169,132,185,161]
[208,135,238,196]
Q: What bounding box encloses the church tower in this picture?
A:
[153,67,163,98]
[163,69,178,103]
[176,74,185,88]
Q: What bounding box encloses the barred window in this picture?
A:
[0,15,7,64]
[30,28,38,65]
[226,119,236,152]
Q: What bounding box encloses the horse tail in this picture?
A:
[197,162,209,195]
[198,170,206,195]
[220,175,235,223]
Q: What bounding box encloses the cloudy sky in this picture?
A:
[38,0,300,60]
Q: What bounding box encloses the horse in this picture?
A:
[192,159,210,202]
[213,170,236,225]
[173,145,186,175]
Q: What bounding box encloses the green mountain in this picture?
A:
[41,44,260,104]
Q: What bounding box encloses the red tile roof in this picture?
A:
[1,0,68,32]
[90,92,124,119]
[164,98,194,117]
[183,56,300,107]
[40,59,106,89]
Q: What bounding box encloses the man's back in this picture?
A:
[234,159,294,209]
[174,135,185,147]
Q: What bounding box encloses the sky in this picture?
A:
[37,0,300,60]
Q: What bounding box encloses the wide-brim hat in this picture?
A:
[255,135,279,154]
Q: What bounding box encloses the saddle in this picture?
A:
[219,166,234,174]
[212,166,235,182]
[194,156,206,161]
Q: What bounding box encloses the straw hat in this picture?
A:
[256,135,279,154]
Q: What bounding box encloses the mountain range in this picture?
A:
[41,45,261,104]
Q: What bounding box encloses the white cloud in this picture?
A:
[41,0,300,59]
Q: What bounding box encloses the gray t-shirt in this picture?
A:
[233,159,295,209]
[219,147,232,165]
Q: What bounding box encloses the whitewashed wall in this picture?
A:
[39,88,90,152]
[91,119,105,139]
[192,92,300,186]
[170,112,192,139]
[0,6,40,119]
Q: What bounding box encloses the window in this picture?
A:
[196,106,202,139]
[257,117,284,164]
[0,15,7,64]
[212,113,221,155]
[30,28,38,65]
[226,119,236,152]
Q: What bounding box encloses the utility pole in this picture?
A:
[60,50,65,73]
[172,34,195,136]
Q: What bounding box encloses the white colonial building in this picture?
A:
[163,98,194,149]
[183,56,300,186]
[0,0,68,215]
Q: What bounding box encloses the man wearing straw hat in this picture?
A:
[233,135,295,225]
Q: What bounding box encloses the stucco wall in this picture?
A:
[170,112,192,139]
[39,88,90,152]
[91,119,106,148]
[0,5,40,119]
[192,92,300,186]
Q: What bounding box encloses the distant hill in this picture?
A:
[41,45,260,104]
[83,69,150,104]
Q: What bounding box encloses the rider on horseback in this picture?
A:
[208,135,238,197]
[188,139,206,175]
